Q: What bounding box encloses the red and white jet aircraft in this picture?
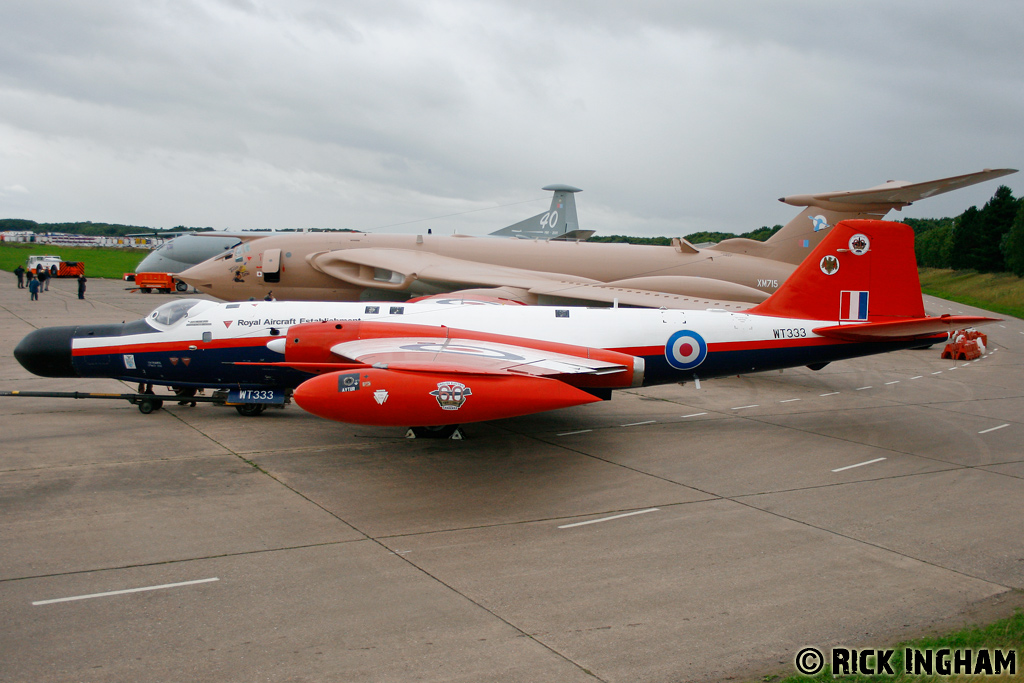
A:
[13,220,997,435]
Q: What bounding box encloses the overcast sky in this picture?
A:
[1,0,1021,237]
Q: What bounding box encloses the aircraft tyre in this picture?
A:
[175,281,189,292]
[235,403,267,417]
[138,398,163,414]
[409,425,459,439]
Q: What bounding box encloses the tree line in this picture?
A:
[910,185,1024,277]
[0,219,215,237]
[0,218,359,236]
[591,224,783,247]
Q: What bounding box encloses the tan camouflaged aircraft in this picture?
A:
[179,170,1016,310]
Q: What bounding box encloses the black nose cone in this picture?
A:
[13,326,79,378]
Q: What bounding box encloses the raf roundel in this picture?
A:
[665,330,708,370]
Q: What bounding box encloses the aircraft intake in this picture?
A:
[292,368,602,426]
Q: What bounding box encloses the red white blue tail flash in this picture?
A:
[840,291,869,322]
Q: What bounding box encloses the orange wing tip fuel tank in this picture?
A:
[292,368,602,426]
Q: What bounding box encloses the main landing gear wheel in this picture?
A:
[175,281,189,292]
[406,425,463,440]
[235,403,267,417]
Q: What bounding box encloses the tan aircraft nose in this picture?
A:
[176,259,223,291]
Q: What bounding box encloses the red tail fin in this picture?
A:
[748,219,925,322]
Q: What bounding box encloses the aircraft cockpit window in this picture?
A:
[148,299,217,329]
[233,242,251,263]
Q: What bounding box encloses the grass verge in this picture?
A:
[919,268,1024,321]
[0,243,147,279]
[766,609,1024,682]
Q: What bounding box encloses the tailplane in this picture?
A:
[709,168,1017,265]
[748,219,926,323]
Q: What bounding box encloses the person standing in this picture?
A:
[28,274,39,301]
[38,267,48,291]
[77,274,87,299]
[14,265,25,288]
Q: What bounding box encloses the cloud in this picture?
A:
[0,0,1020,235]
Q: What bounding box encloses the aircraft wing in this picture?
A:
[310,248,755,310]
[311,248,601,289]
[781,168,1017,211]
[290,327,645,425]
[813,315,1001,342]
[329,337,631,378]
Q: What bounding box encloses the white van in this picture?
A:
[26,255,62,273]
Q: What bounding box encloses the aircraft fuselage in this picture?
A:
[14,298,941,395]
[180,233,797,306]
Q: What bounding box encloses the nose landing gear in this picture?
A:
[135,383,163,414]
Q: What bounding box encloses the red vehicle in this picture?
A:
[27,255,85,278]
[125,272,189,293]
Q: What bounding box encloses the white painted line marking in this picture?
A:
[931,371,943,375]
[855,386,872,391]
[779,398,801,403]
[831,457,886,473]
[999,324,1007,328]
[910,376,923,380]
[731,404,758,410]
[978,424,1010,435]
[558,429,592,436]
[33,578,219,606]
[949,367,958,370]
[681,412,707,418]
[820,392,840,397]
[885,381,900,385]
[559,508,659,529]
[621,420,656,427]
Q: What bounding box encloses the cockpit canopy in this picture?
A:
[147,299,218,329]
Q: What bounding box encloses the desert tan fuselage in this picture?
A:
[180,231,799,309]
[177,168,1016,309]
